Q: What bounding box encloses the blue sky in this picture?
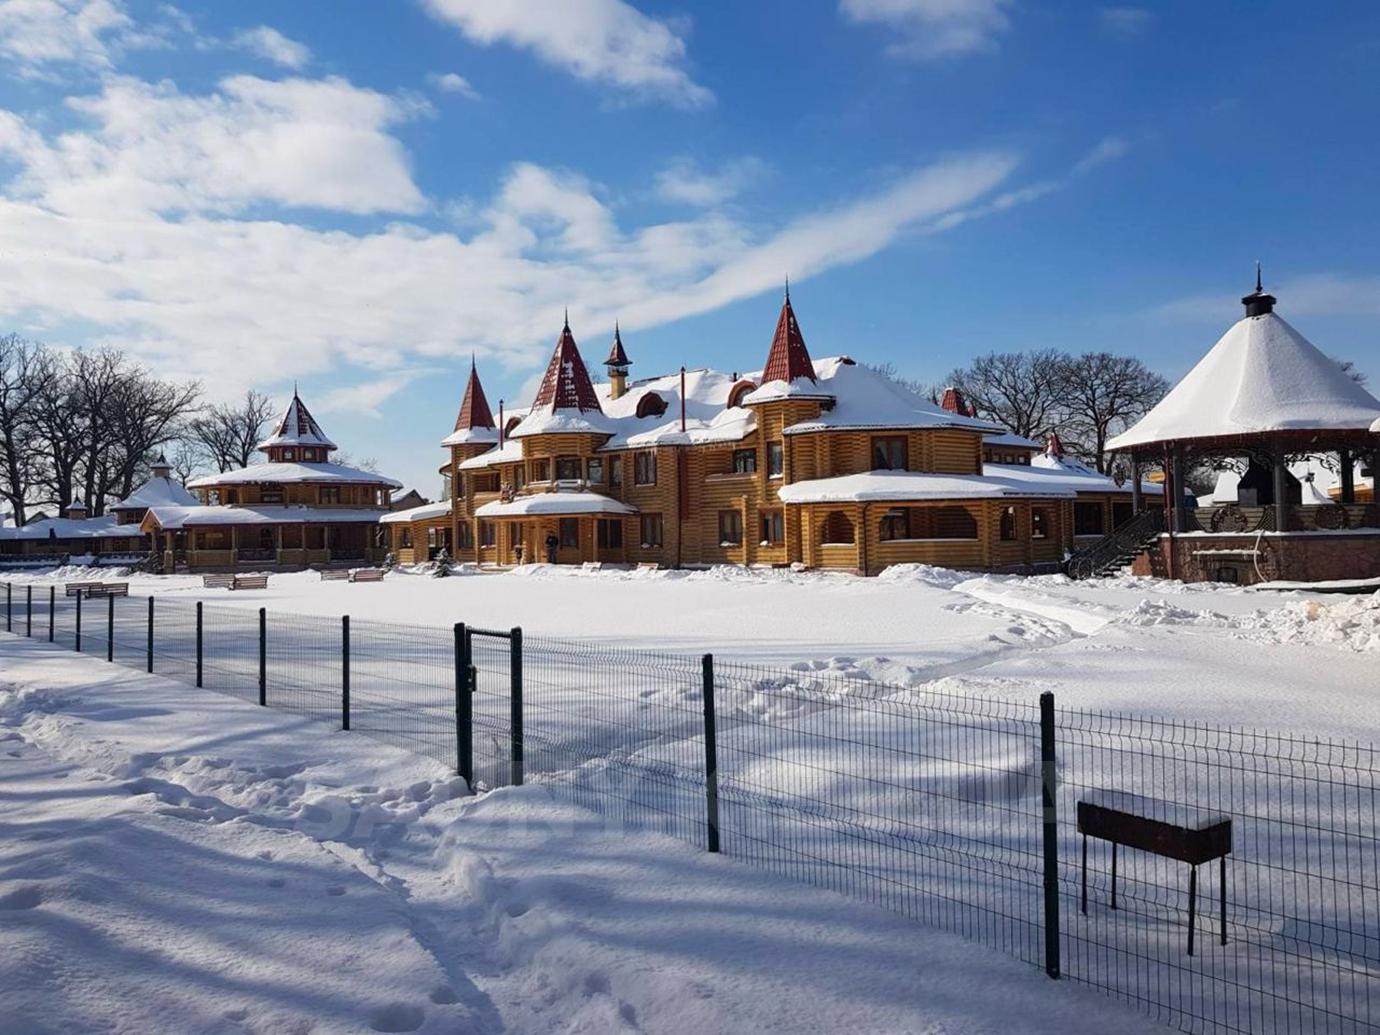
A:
[0,1,1377,495]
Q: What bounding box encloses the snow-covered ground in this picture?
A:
[2,563,1377,1033]
[0,639,1168,1035]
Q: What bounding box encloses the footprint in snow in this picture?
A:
[325,885,346,897]
[428,986,459,1005]
[368,1003,425,1033]
[266,878,286,889]
[0,886,43,910]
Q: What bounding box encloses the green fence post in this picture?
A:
[258,608,266,706]
[1041,691,1061,980]
[509,627,523,787]
[341,615,350,730]
[702,653,720,853]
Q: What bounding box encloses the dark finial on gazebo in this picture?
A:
[1241,262,1276,318]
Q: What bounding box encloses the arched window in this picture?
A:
[504,416,522,439]
[636,392,668,419]
[727,380,756,409]
[820,511,855,545]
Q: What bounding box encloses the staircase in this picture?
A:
[1065,508,1166,579]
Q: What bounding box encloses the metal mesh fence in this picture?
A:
[1,578,1375,1035]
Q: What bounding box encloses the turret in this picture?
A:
[1241,261,1277,318]
[606,322,631,400]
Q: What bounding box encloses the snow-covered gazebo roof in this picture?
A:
[1108,284,1380,452]
[257,391,338,452]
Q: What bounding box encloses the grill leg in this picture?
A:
[1080,834,1088,914]
[1110,842,1117,910]
[1220,854,1228,946]
[1187,864,1197,956]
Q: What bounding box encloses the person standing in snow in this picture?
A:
[545,531,559,564]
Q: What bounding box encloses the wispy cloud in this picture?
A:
[840,0,1012,60]
[231,25,311,70]
[654,157,766,207]
[421,0,711,108]
[1099,6,1153,37]
[1072,135,1130,175]
[428,71,480,99]
[315,371,430,418]
[0,0,172,78]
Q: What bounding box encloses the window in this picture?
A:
[320,486,341,504]
[727,381,755,408]
[767,441,784,477]
[733,448,757,474]
[512,466,524,490]
[225,489,238,505]
[559,517,579,548]
[1074,501,1105,537]
[400,528,412,548]
[718,510,743,546]
[207,490,221,506]
[480,521,496,547]
[555,456,582,481]
[759,509,784,545]
[597,518,623,549]
[820,511,855,544]
[879,508,910,541]
[999,506,1018,541]
[458,524,473,549]
[1031,508,1049,540]
[610,457,623,487]
[871,436,907,471]
[283,449,295,461]
[587,458,604,484]
[634,451,657,485]
[531,458,550,482]
[635,393,668,418]
[902,506,979,539]
[640,513,663,548]
[442,474,452,499]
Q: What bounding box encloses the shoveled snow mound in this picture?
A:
[1236,594,1380,653]
[875,563,975,589]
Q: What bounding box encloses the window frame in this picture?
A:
[634,450,657,486]
[596,518,623,549]
[999,505,1018,542]
[879,508,910,542]
[759,508,784,545]
[559,517,579,548]
[767,441,784,478]
[479,521,496,547]
[732,448,757,475]
[555,456,582,481]
[639,513,663,548]
[871,435,908,471]
[587,457,604,485]
[718,509,743,546]
[1031,507,1049,540]
[1073,501,1106,537]
[319,485,341,505]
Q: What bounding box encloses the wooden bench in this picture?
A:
[65,581,105,597]
[636,562,660,571]
[349,568,385,583]
[319,569,351,581]
[230,574,269,591]
[1078,791,1232,955]
[202,574,235,589]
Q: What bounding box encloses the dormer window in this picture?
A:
[727,381,756,409]
[635,393,668,419]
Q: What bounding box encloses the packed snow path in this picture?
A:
[0,639,1169,1035]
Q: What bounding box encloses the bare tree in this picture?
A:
[105,369,200,503]
[1060,352,1169,473]
[0,336,57,525]
[945,350,1069,440]
[188,390,275,472]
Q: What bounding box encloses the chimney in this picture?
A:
[680,366,687,432]
[63,498,88,520]
[940,387,975,417]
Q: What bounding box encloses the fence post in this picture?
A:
[341,615,350,730]
[258,607,266,706]
[75,590,82,652]
[106,594,114,662]
[48,586,54,642]
[510,627,523,787]
[5,581,10,632]
[1040,690,1061,980]
[454,623,472,784]
[195,601,203,688]
[26,585,32,637]
[703,653,720,853]
[146,596,153,673]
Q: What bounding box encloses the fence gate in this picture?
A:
[456,624,522,791]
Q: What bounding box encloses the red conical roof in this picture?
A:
[1045,431,1065,459]
[940,387,976,417]
[455,359,495,431]
[531,319,603,413]
[761,290,816,384]
[605,323,630,368]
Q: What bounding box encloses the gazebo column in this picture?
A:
[1170,446,1189,532]
[1272,445,1290,531]
[1131,456,1144,514]
[1339,448,1355,505]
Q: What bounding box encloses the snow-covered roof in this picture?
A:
[509,406,619,438]
[984,430,1041,450]
[111,474,198,512]
[441,425,500,447]
[187,462,401,490]
[474,491,636,518]
[143,506,389,530]
[987,457,1163,496]
[1107,310,1380,451]
[0,514,144,541]
[380,501,452,524]
[776,470,1077,504]
[257,392,337,451]
[458,439,522,470]
[596,367,757,450]
[781,359,1001,436]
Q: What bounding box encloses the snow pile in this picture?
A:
[875,562,974,589]
[1237,595,1380,653]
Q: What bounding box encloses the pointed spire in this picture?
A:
[761,288,816,384]
[257,390,337,453]
[784,275,790,302]
[563,307,570,330]
[1241,261,1277,318]
[454,358,496,431]
[531,319,603,413]
[605,321,631,369]
[1045,431,1065,459]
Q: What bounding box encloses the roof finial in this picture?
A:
[470,352,476,371]
[1241,261,1277,317]
[1255,259,1262,294]
[563,307,570,330]
[784,275,790,302]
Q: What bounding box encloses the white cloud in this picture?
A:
[840,0,1012,60]
[1071,135,1130,175]
[654,157,766,207]
[1,75,427,215]
[231,25,311,69]
[0,0,138,76]
[421,0,711,108]
[1155,273,1380,322]
[315,372,429,418]
[429,71,480,98]
[1099,7,1153,36]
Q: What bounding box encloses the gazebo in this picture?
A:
[1102,273,1380,585]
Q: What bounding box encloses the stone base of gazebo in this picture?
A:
[1131,531,1380,586]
